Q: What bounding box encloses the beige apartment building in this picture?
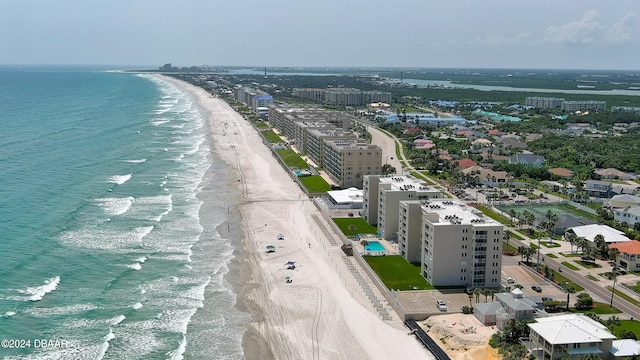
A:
[399,199,503,288]
[323,140,382,188]
[362,175,442,240]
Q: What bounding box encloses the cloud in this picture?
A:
[544,10,601,45]
[473,32,531,46]
[603,12,640,45]
[544,10,639,46]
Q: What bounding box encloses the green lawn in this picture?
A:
[576,260,601,269]
[298,175,331,192]
[475,205,510,224]
[586,274,599,282]
[262,130,282,143]
[332,218,378,237]
[561,261,580,271]
[254,121,268,128]
[570,302,622,315]
[546,253,558,258]
[607,286,640,307]
[554,272,585,292]
[364,255,434,290]
[276,149,309,169]
[613,320,640,339]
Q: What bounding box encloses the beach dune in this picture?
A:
[164,76,432,360]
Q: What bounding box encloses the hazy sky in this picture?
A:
[1,0,639,70]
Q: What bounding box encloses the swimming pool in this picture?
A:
[365,241,386,252]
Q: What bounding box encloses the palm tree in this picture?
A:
[509,209,517,226]
[609,248,619,269]
[606,315,622,332]
[594,234,607,258]
[565,232,578,254]
[474,288,481,303]
[562,283,576,311]
[489,289,496,302]
[503,230,512,251]
[483,289,490,303]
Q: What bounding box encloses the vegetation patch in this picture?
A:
[364,255,434,290]
[607,286,640,307]
[570,302,621,315]
[586,274,599,282]
[577,260,600,269]
[298,175,331,192]
[276,149,309,169]
[332,218,378,237]
[541,241,561,248]
[561,261,580,271]
[545,253,558,258]
[475,205,510,224]
[262,130,282,143]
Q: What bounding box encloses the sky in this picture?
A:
[1,0,639,70]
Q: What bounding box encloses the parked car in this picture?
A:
[531,286,542,293]
[436,300,447,311]
[581,256,595,262]
[465,287,473,295]
[542,297,553,302]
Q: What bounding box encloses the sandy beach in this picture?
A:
[163,76,432,360]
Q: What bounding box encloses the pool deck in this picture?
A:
[355,237,398,256]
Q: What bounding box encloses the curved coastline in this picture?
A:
[162,75,433,359]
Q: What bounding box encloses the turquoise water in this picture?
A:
[0,67,247,358]
[365,241,386,252]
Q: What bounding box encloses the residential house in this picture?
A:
[548,168,573,179]
[509,153,545,167]
[585,180,613,198]
[613,206,640,228]
[526,314,616,360]
[474,289,545,329]
[608,241,640,272]
[607,194,640,209]
[596,168,633,180]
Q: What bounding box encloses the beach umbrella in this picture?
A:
[285,261,296,265]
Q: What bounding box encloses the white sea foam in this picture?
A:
[96,329,115,360]
[96,196,134,216]
[4,311,16,317]
[152,119,171,126]
[24,303,98,317]
[127,263,142,270]
[19,276,60,301]
[59,226,154,251]
[108,174,132,185]
[125,159,147,163]
[166,334,187,360]
[132,302,143,310]
[109,315,126,325]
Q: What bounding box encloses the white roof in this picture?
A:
[327,187,363,205]
[528,314,616,345]
[568,224,630,244]
[610,339,640,356]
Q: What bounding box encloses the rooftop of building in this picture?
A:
[378,175,439,192]
[421,199,498,226]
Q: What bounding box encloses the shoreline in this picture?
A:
[163,75,432,359]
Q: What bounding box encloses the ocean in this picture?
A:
[0,66,248,359]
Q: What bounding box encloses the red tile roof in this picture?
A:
[609,240,640,255]
[548,167,574,178]
[456,158,478,169]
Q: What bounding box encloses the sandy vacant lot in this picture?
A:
[422,313,501,360]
